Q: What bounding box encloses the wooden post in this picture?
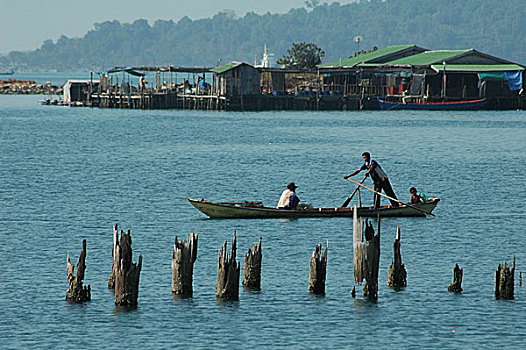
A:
[495,257,515,300]
[242,237,262,290]
[363,218,380,300]
[387,226,407,290]
[520,271,522,287]
[216,232,240,301]
[353,207,380,300]
[108,224,118,289]
[308,242,328,295]
[447,263,463,293]
[113,228,142,306]
[172,233,198,297]
[353,205,366,286]
[66,239,91,303]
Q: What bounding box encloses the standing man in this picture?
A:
[277,182,301,210]
[344,152,399,208]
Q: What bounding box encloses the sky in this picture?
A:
[0,0,351,54]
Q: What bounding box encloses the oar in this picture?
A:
[346,178,435,217]
[341,175,367,207]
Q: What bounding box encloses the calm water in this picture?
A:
[1,93,525,349]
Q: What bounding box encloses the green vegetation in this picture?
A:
[1,0,524,71]
[277,42,325,69]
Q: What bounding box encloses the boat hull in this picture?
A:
[377,97,487,110]
[186,198,439,219]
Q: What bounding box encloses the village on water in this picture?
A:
[22,43,525,111]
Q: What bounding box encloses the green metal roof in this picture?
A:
[210,62,243,73]
[318,45,417,68]
[431,64,525,72]
[386,50,472,66]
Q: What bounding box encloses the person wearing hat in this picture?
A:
[276,182,301,210]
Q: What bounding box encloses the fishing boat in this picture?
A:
[377,96,487,110]
[0,71,14,75]
[186,198,440,219]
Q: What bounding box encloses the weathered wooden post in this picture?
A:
[363,218,380,300]
[66,239,91,303]
[387,226,407,290]
[112,228,142,306]
[172,233,198,297]
[108,224,119,289]
[495,257,515,300]
[308,242,328,295]
[242,237,262,290]
[216,232,240,301]
[352,207,380,300]
[353,205,366,287]
[447,264,463,293]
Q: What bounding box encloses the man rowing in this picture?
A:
[344,152,399,208]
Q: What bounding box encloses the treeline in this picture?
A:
[1,0,524,71]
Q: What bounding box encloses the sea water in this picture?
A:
[1,93,525,349]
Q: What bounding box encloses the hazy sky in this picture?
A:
[0,0,350,54]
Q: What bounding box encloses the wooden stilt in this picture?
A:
[113,228,142,306]
[308,242,328,295]
[495,257,515,300]
[387,226,407,290]
[242,237,262,290]
[172,233,198,297]
[66,239,91,303]
[447,264,463,293]
[363,218,380,300]
[216,232,240,301]
[353,208,381,300]
[108,224,118,289]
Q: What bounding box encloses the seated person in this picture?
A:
[409,187,425,204]
[277,182,300,210]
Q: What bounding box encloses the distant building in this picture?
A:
[63,80,99,104]
[211,62,260,96]
[255,44,276,68]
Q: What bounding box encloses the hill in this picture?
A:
[1,0,524,71]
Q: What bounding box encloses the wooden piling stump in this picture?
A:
[308,242,328,295]
[363,219,380,300]
[112,228,142,306]
[387,226,407,290]
[447,264,463,293]
[172,233,198,297]
[108,224,119,289]
[520,271,522,287]
[352,207,381,300]
[495,257,515,300]
[66,239,91,303]
[242,237,262,290]
[216,232,240,301]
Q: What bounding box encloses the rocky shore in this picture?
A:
[0,79,62,95]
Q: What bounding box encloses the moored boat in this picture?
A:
[186,198,440,219]
[377,96,487,110]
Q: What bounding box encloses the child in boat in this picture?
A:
[409,187,427,204]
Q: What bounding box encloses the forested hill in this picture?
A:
[2,0,525,71]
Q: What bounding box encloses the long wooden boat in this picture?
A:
[186,198,440,219]
[377,97,487,110]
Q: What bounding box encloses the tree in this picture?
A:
[277,42,325,69]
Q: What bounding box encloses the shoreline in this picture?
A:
[0,79,61,95]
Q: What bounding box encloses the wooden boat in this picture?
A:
[186,198,440,219]
[377,96,487,110]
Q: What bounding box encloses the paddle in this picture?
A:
[341,175,367,207]
[346,178,435,217]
